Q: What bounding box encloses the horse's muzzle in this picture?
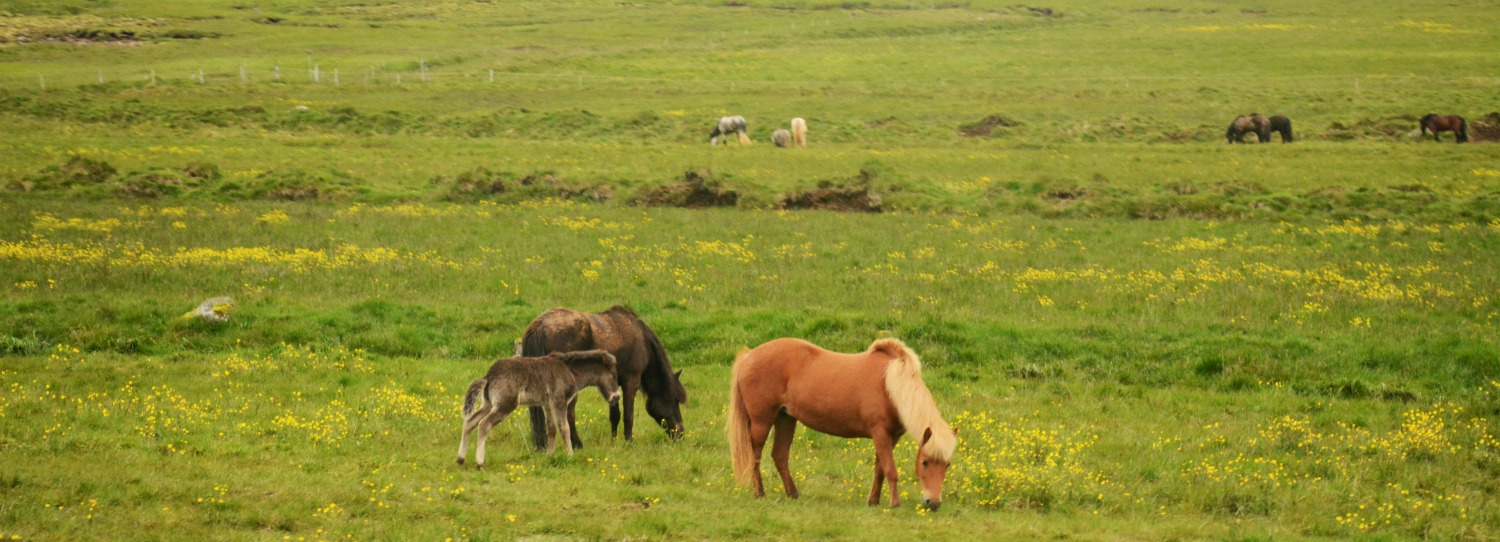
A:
[921,498,941,512]
[663,421,684,440]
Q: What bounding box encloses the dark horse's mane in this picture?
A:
[605,305,687,403]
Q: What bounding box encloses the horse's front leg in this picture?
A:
[620,384,639,441]
[869,431,901,507]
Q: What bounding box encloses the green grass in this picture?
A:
[2,0,1500,540]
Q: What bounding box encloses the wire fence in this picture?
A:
[4,62,1499,93]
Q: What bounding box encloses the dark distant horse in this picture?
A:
[1420,114,1468,143]
[522,306,687,450]
[1226,113,1270,143]
[1268,115,1293,143]
[710,115,750,146]
[456,350,620,464]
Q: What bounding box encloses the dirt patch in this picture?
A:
[1470,112,1500,143]
[958,115,1021,137]
[779,180,882,212]
[637,170,739,208]
[1321,115,1418,141]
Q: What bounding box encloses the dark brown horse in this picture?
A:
[1269,115,1293,143]
[1420,114,1468,143]
[1226,113,1271,143]
[522,306,687,450]
[728,337,958,510]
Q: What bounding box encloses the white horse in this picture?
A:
[790,117,807,148]
[710,116,750,146]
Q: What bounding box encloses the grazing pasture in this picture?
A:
[2,0,1499,540]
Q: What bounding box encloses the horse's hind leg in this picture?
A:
[553,400,574,455]
[770,413,800,499]
[475,399,517,468]
[456,406,488,466]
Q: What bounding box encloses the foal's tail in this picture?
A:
[727,348,755,486]
[462,378,488,418]
[1458,118,1470,143]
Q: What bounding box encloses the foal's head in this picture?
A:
[563,350,621,404]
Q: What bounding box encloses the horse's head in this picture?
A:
[645,369,687,440]
[915,427,955,511]
[570,350,621,405]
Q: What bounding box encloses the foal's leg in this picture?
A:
[456,404,489,465]
[554,400,575,455]
[868,431,901,507]
[770,413,800,499]
[474,398,517,469]
[566,397,583,450]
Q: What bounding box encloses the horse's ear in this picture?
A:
[921,427,933,447]
[673,370,688,404]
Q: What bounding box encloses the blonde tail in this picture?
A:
[727,349,755,485]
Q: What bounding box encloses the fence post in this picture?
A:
[334,68,339,86]
[314,65,320,83]
[240,65,247,82]
[273,65,280,82]
[98,69,104,84]
[420,60,428,82]
[489,69,494,83]
[39,75,45,91]
[199,69,205,84]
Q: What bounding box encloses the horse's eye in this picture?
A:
[921,460,929,468]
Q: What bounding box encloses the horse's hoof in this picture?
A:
[456,458,464,466]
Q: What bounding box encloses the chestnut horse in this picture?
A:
[1420,114,1468,143]
[728,337,957,510]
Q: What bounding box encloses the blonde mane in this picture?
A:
[875,338,956,461]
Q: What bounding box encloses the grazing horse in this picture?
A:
[790,117,807,148]
[456,350,620,464]
[772,129,792,148]
[523,306,687,450]
[1269,115,1294,143]
[728,337,958,510]
[1420,114,1468,143]
[1226,113,1271,143]
[709,115,750,146]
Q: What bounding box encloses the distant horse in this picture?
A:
[790,117,807,148]
[1420,114,1468,143]
[523,306,687,450]
[1269,115,1293,143]
[1226,113,1270,143]
[456,350,620,465]
[772,129,791,148]
[710,115,750,146]
[728,337,958,510]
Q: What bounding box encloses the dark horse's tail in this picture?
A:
[1458,117,1470,143]
[521,321,552,450]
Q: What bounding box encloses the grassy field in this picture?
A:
[2,0,1499,540]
